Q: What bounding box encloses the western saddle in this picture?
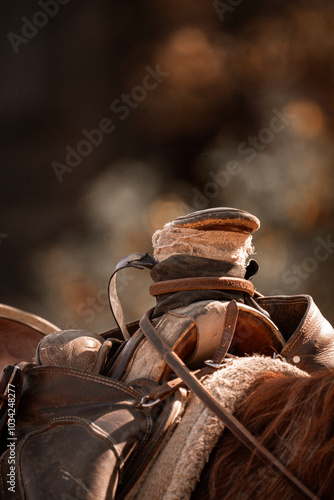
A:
[0,207,332,500]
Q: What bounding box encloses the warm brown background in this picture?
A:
[1,0,334,332]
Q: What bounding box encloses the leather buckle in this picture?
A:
[136,395,161,408]
[204,357,234,369]
[272,353,287,362]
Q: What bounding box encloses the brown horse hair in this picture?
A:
[196,369,334,500]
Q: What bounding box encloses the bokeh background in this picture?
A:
[1,0,334,332]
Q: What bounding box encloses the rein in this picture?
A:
[139,305,318,500]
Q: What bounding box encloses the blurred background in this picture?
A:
[1,0,334,332]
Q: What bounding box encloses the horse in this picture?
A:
[192,368,334,500]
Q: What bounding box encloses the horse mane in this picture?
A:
[195,369,334,500]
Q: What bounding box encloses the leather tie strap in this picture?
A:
[108,253,157,340]
[139,309,318,500]
[149,276,255,297]
[211,299,238,365]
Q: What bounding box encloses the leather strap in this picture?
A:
[145,301,238,403]
[144,367,211,404]
[139,309,318,500]
[149,276,255,297]
[211,299,238,365]
[108,253,157,340]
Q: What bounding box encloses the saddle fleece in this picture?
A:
[126,356,308,500]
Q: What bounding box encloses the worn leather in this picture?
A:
[0,365,159,500]
[171,207,260,234]
[149,276,255,297]
[257,294,334,373]
[104,298,285,395]
[36,329,105,372]
[150,254,248,318]
[108,313,197,383]
[105,293,334,379]
[166,300,285,369]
